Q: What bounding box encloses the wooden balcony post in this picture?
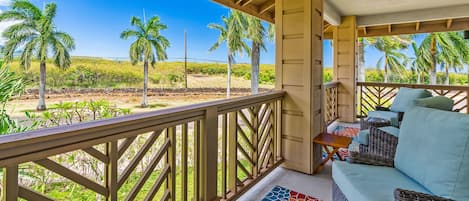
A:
[333,16,358,123]
[3,165,18,201]
[199,107,218,201]
[275,0,324,174]
[106,141,118,201]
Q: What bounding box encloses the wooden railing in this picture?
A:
[358,82,469,116]
[324,82,339,125]
[0,91,285,201]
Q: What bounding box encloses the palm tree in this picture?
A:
[121,16,170,108]
[419,32,469,85]
[407,41,430,84]
[357,38,367,82]
[242,13,273,94]
[209,10,250,97]
[368,36,411,83]
[0,0,75,111]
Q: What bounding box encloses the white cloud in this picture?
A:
[0,10,20,45]
[0,0,10,6]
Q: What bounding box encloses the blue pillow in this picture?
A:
[390,87,432,113]
[395,107,469,200]
[415,96,454,111]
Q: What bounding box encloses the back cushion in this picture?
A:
[415,96,454,111]
[390,88,432,112]
[395,107,469,200]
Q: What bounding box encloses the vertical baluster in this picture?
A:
[272,102,278,164]
[200,107,218,201]
[106,141,118,201]
[221,114,228,199]
[466,90,469,114]
[268,102,275,167]
[194,121,200,201]
[168,127,176,201]
[181,124,188,201]
[276,99,283,161]
[3,164,18,201]
[251,107,259,178]
[227,111,238,195]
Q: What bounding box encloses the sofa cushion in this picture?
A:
[395,107,469,200]
[390,87,432,113]
[415,96,454,111]
[355,126,399,145]
[333,161,431,201]
[367,111,399,127]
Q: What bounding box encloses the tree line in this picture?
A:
[358,33,469,85]
[0,1,272,110]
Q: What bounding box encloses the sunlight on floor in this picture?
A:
[239,163,333,201]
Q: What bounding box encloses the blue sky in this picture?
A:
[0,0,464,72]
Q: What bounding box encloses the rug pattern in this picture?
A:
[262,186,321,201]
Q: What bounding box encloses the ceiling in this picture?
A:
[212,0,469,37]
[329,0,469,16]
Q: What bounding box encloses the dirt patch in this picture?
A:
[18,88,273,100]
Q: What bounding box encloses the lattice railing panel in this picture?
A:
[358,82,469,116]
[218,100,282,200]
[0,91,285,201]
[324,82,339,125]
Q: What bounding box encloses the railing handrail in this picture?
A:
[357,82,469,91]
[324,81,339,89]
[0,90,285,166]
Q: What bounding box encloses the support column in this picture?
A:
[333,16,357,123]
[275,0,324,174]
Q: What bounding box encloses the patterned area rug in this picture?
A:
[262,186,321,201]
[328,126,360,159]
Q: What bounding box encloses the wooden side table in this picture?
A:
[313,133,352,173]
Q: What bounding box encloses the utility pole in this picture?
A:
[184,30,188,90]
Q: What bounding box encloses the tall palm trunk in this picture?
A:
[37,61,47,111]
[444,63,450,85]
[141,61,149,108]
[430,34,438,85]
[417,72,422,84]
[358,38,366,82]
[227,52,233,98]
[251,41,260,94]
[384,55,389,83]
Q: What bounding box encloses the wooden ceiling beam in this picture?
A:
[212,0,274,23]
[363,27,367,35]
[259,0,275,14]
[358,17,469,37]
[241,0,255,7]
[447,19,453,29]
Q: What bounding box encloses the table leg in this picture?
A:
[315,146,340,173]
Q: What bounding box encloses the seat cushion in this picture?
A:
[356,126,399,145]
[390,87,432,113]
[395,107,469,200]
[332,161,431,201]
[367,111,399,127]
[415,96,454,111]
